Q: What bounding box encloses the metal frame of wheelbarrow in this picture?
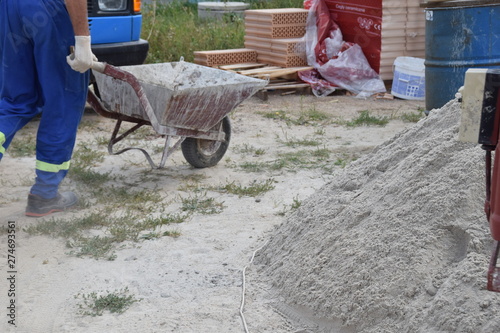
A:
[86,62,227,169]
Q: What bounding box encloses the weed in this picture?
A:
[314,128,326,136]
[24,211,188,260]
[7,135,36,157]
[261,108,331,126]
[262,110,290,121]
[233,144,266,156]
[302,107,330,122]
[69,236,117,261]
[215,179,275,197]
[401,109,425,123]
[180,194,225,214]
[69,167,113,187]
[311,148,331,159]
[346,111,389,127]
[76,287,140,316]
[283,138,322,148]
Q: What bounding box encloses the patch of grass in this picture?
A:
[69,236,117,260]
[291,196,302,209]
[238,160,287,172]
[334,158,348,168]
[68,143,113,186]
[262,110,290,121]
[127,126,157,140]
[401,109,425,123]
[276,196,302,216]
[91,186,163,211]
[7,135,36,157]
[180,194,225,214]
[314,128,326,136]
[235,147,332,173]
[69,167,113,187]
[346,110,389,127]
[232,144,266,156]
[283,138,322,148]
[76,287,140,317]
[261,108,331,126]
[95,135,109,146]
[214,179,275,197]
[301,108,330,122]
[24,211,188,260]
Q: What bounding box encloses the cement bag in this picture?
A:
[302,0,385,98]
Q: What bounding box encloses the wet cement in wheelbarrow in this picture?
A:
[251,99,500,332]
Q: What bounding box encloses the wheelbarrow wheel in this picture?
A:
[181,116,231,168]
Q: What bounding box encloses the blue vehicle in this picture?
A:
[88,0,149,66]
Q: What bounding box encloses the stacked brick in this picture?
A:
[380,0,426,80]
[193,48,258,67]
[244,8,308,68]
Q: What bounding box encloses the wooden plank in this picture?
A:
[267,80,306,87]
[263,83,310,90]
[237,66,283,75]
[218,63,264,70]
[252,66,312,79]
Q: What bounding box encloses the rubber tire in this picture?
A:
[181,116,231,168]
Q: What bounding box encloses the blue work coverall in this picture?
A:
[0,0,89,198]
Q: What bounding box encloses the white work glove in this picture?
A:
[66,36,97,73]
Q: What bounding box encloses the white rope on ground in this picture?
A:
[239,245,265,333]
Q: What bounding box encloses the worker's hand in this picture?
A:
[66,36,96,73]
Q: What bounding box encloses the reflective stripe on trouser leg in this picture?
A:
[0,132,5,157]
[32,161,71,199]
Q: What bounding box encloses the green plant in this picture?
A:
[7,135,36,157]
[24,211,188,260]
[180,194,225,214]
[283,138,322,148]
[233,144,266,156]
[261,108,331,126]
[215,179,275,197]
[346,110,389,127]
[401,109,425,123]
[76,287,140,316]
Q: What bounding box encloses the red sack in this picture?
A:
[302,0,385,98]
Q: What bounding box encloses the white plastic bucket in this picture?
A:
[391,57,425,100]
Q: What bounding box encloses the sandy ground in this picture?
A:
[0,90,424,332]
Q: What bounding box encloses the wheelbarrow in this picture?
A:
[86,60,267,169]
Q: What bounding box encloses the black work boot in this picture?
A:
[25,191,78,217]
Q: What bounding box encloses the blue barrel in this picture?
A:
[424,2,500,112]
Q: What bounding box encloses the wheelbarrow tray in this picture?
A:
[92,61,267,132]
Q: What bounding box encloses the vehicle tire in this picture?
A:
[181,116,231,168]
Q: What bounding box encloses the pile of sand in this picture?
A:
[255,99,500,332]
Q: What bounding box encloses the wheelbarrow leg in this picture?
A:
[108,119,157,169]
[159,135,186,169]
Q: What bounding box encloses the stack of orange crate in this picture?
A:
[244,8,309,68]
[193,48,258,67]
[379,0,426,80]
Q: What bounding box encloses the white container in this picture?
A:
[391,56,425,100]
[198,2,250,20]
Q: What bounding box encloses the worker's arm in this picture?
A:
[65,0,95,72]
[65,0,89,35]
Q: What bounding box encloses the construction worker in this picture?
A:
[0,0,95,217]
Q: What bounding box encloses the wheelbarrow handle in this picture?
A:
[91,61,106,73]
